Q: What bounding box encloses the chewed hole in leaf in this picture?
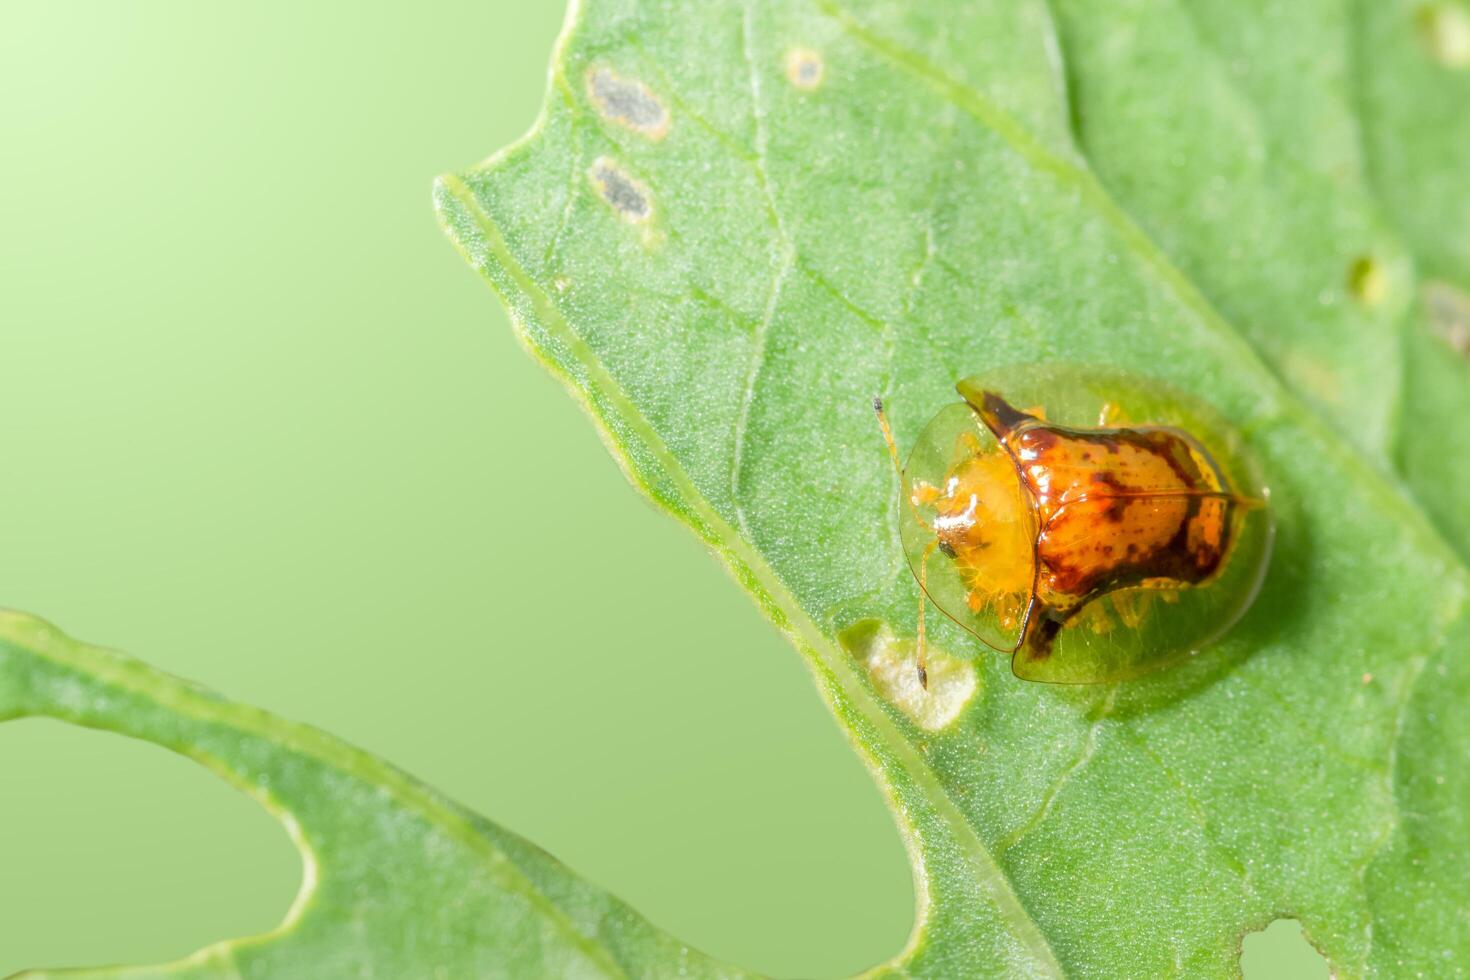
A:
[839,619,978,731]
[2,611,774,978]
[0,719,302,975]
[1239,919,1330,979]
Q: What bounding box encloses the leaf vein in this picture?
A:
[997,688,1117,855]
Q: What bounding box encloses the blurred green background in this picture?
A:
[0,2,1320,977]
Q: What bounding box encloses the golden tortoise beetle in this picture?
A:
[875,365,1273,686]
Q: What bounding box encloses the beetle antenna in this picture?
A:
[873,397,904,478]
[870,396,940,531]
[876,396,936,689]
[874,397,931,527]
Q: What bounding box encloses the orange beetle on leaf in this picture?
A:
[875,367,1272,686]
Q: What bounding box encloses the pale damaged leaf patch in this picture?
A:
[586,66,671,140]
[839,620,978,732]
[1424,280,1470,357]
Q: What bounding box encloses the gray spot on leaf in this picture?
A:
[784,47,825,90]
[589,157,652,223]
[586,67,670,139]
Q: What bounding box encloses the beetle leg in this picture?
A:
[1074,598,1115,634]
[1140,577,1182,603]
[953,429,985,459]
[909,479,942,507]
[1110,590,1150,629]
[995,593,1023,633]
[916,539,938,690]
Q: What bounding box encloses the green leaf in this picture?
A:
[434,0,1470,975]
[0,611,747,979]
[1041,0,1470,557]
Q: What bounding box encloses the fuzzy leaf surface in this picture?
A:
[436,0,1470,975]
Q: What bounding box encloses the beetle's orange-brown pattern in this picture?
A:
[876,369,1271,686]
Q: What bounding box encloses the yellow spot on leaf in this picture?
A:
[1346,255,1388,307]
[1417,2,1470,68]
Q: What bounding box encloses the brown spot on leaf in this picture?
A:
[1424,280,1470,357]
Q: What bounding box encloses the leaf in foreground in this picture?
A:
[435,0,1470,975]
[0,611,743,978]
